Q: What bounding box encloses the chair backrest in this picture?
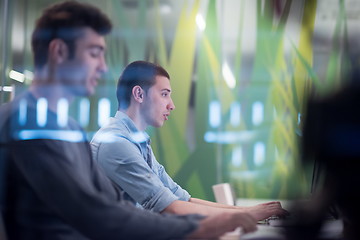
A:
[212,183,235,206]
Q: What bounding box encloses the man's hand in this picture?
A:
[186,211,257,239]
[246,201,289,221]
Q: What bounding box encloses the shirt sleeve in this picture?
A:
[9,139,199,240]
[93,137,180,212]
[150,149,191,202]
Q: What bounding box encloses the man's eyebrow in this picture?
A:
[89,44,106,51]
[161,88,172,92]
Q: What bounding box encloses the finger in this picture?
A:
[273,208,290,217]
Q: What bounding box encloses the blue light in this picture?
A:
[232,146,242,167]
[79,98,90,128]
[91,131,148,144]
[98,98,111,127]
[36,98,47,127]
[18,99,27,126]
[252,101,263,126]
[209,101,221,128]
[204,130,257,144]
[18,130,85,142]
[57,98,68,127]
[254,142,265,166]
[230,102,241,126]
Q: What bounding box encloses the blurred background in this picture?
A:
[1,0,358,201]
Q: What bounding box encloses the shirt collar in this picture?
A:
[114,111,150,144]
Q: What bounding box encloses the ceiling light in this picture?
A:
[196,14,206,31]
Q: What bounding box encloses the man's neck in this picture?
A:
[120,107,147,131]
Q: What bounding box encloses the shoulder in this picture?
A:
[91,115,148,147]
[91,119,142,156]
[91,118,131,144]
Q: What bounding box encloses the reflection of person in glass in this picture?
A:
[0,2,258,239]
[91,60,288,221]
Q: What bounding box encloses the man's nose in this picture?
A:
[99,56,108,73]
[168,99,175,111]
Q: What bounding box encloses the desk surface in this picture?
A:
[220,225,284,240]
[220,198,344,240]
[220,219,343,240]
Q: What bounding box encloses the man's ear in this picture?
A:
[132,85,144,103]
[48,39,69,64]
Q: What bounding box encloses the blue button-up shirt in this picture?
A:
[90,111,190,212]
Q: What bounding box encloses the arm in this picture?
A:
[164,196,288,220]
[189,198,289,221]
[94,136,287,220]
[163,198,287,221]
[93,137,182,212]
[190,197,237,208]
[144,150,287,220]
[163,199,229,216]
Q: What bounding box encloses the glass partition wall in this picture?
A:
[1,0,356,201]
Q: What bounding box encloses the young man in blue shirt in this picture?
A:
[91,60,288,220]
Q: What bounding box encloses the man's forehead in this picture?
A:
[76,28,106,48]
[153,75,171,90]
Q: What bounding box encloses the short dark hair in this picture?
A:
[32,1,112,69]
[116,61,170,110]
